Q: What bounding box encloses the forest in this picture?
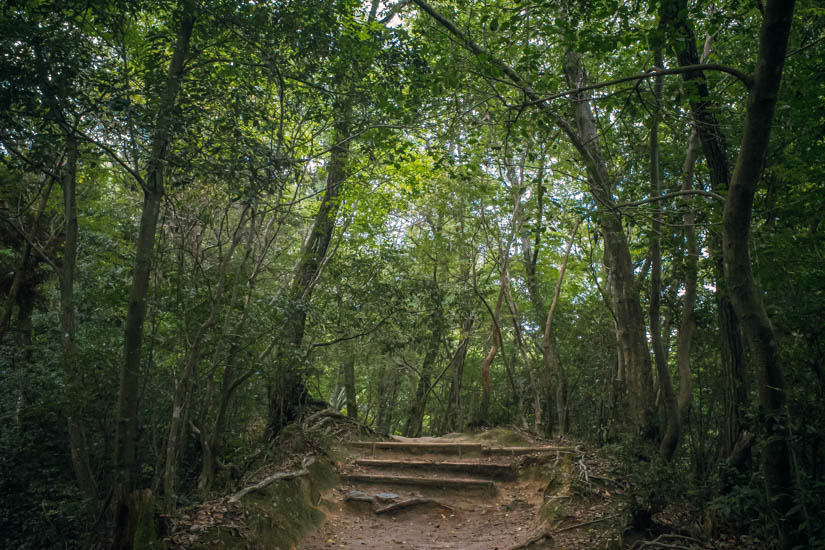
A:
[1,0,823,548]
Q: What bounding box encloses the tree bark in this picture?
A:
[444,317,473,433]
[563,51,657,440]
[676,124,700,427]
[112,3,195,547]
[721,1,799,544]
[648,49,680,461]
[344,350,358,420]
[659,0,748,461]
[268,109,349,436]
[58,135,97,498]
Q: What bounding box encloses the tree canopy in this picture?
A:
[1,0,824,548]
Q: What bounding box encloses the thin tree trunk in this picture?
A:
[476,285,504,425]
[406,301,443,437]
[676,124,700,426]
[59,135,97,498]
[375,362,397,435]
[649,49,680,461]
[659,0,748,461]
[502,271,542,431]
[542,219,580,436]
[197,209,260,493]
[562,51,657,439]
[163,207,247,503]
[721,1,799,544]
[444,317,473,433]
[112,4,195,547]
[344,351,358,420]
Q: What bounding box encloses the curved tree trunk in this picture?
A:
[476,284,504,425]
[659,0,748,462]
[267,110,350,437]
[721,1,799,544]
[563,51,657,440]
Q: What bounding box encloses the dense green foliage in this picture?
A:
[1,0,823,548]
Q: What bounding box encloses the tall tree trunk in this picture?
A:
[648,50,680,461]
[112,4,195,547]
[476,285,504,425]
[444,317,473,433]
[197,211,259,492]
[59,135,97,498]
[197,342,236,493]
[406,298,443,437]
[563,51,657,439]
[542,219,580,436]
[343,350,358,420]
[721,1,799,543]
[502,271,542,431]
[659,0,748,461]
[375,362,397,435]
[268,112,350,436]
[676,124,700,426]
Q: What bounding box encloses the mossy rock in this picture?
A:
[474,427,532,446]
[195,458,338,550]
[538,454,574,527]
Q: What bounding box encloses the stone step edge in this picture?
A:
[348,441,574,455]
[354,458,516,479]
[341,473,496,490]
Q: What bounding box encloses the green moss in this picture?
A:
[474,427,531,446]
[132,490,158,550]
[540,496,569,523]
[196,458,338,550]
[537,454,574,528]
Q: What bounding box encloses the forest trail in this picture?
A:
[298,435,621,550]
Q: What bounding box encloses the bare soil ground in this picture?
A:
[299,433,623,550]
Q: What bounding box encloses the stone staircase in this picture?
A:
[299,437,620,549]
[341,439,564,506]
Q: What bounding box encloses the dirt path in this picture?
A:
[299,437,616,550]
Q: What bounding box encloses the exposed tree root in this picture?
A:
[506,514,622,550]
[505,529,552,549]
[374,498,452,514]
[229,457,315,503]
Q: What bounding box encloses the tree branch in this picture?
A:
[613,189,724,209]
[524,64,752,108]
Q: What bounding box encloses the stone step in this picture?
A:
[354,458,516,480]
[342,473,496,493]
[348,441,485,456]
[484,445,574,456]
[349,441,573,457]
